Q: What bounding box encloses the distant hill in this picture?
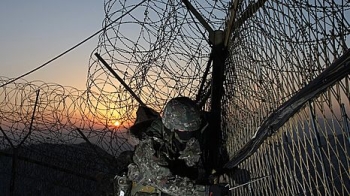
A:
[0,142,133,196]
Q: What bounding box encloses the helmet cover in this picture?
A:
[162,97,201,131]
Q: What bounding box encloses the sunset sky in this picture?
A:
[0,0,105,90]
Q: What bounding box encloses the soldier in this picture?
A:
[126,97,228,196]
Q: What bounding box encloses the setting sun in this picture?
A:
[114,121,121,126]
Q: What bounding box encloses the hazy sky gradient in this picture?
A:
[0,0,104,89]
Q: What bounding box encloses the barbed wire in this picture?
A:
[0,76,132,154]
[86,0,233,115]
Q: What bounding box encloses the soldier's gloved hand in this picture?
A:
[179,138,201,167]
[208,184,229,196]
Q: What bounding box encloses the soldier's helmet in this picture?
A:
[162,97,201,131]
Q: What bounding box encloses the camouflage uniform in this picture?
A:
[128,97,210,196]
[129,137,207,196]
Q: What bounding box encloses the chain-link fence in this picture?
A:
[223,0,350,195]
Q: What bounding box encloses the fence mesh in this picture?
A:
[223,0,350,195]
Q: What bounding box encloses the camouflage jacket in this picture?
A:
[148,118,207,165]
[128,118,210,196]
[128,138,207,196]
